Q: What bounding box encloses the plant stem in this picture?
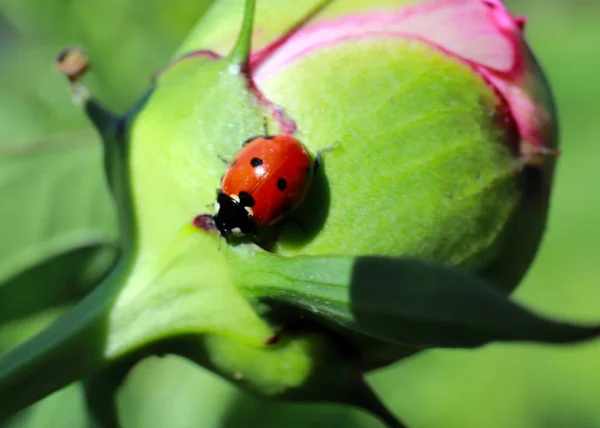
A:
[0,261,132,419]
[228,0,257,68]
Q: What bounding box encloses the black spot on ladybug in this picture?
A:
[277,178,287,191]
[250,157,263,167]
[239,191,256,207]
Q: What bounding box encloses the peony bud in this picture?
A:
[171,0,557,287]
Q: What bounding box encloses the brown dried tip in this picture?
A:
[520,143,561,168]
[264,330,281,345]
[56,47,90,82]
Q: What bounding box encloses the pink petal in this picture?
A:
[251,0,551,152]
[251,0,523,82]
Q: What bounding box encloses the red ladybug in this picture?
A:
[213,135,316,240]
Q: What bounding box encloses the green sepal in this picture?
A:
[235,250,600,350]
[84,95,143,254]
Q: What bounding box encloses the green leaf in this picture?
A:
[0,134,117,285]
[237,251,600,349]
[0,134,119,347]
[0,308,67,355]
[3,384,91,428]
[0,246,117,353]
[116,356,241,428]
[0,262,123,419]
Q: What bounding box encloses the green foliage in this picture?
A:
[0,133,117,303]
[1,1,600,427]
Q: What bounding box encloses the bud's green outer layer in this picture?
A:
[264,41,517,267]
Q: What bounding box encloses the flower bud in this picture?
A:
[171,0,557,288]
[124,0,570,376]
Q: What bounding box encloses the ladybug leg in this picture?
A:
[258,116,276,139]
[314,150,323,174]
[313,141,340,174]
[242,136,259,146]
[243,117,275,146]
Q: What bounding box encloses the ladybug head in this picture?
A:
[212,189,257,239]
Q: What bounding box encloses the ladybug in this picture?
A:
[213,135,317,240]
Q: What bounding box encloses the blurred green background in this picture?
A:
[1,0,599,427]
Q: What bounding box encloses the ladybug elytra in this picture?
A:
[212,135,317,240]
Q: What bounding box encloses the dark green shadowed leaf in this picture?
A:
[0,261,131,420]
[350,257,599,347]
[236,252,600,349]
[0,245,118,353]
